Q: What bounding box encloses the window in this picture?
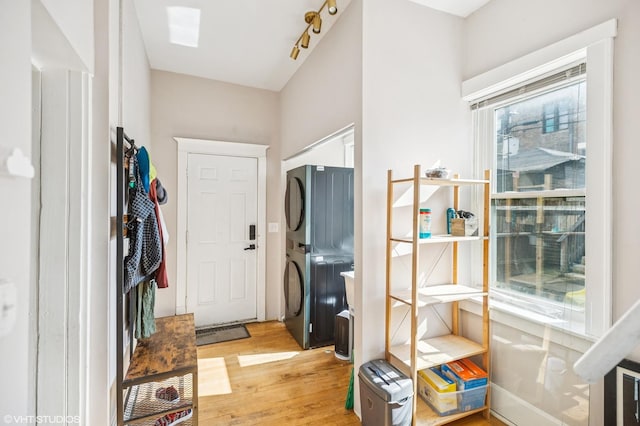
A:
[496,77,585,193]
[488,68,588,331]
[464,26,614,338]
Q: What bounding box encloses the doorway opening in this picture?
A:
[282,125,354,172]
[174,138,268,327]
[281,125,356,352]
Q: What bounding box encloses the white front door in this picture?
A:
[186,153,258,327]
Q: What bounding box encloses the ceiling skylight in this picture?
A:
[407,0,491,17]
[167,6,201,47]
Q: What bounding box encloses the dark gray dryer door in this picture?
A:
[283,251,309,349]
[284,258,303,319]
[285,165,308,243]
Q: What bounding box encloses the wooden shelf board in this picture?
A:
[124,314,197,386]
[420,177,489,186]
[391,176,488,186]
[414,397,488,426]
[389,335,486,371]
[390,284,487,307]
[123,374,194,424]
[389,294,412,306]
[391,237,413,244]
[391,177,416,184]
[391,235,487,245]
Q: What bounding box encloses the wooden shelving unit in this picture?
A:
[385,165,491,426]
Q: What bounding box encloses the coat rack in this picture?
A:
[116,126,136,425]
[114,127,198,426]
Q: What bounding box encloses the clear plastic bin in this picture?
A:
[417,374,487,416]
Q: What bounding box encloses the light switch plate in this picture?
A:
[0,279,17,337]
[268,222,279,233]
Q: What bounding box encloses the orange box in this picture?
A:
[441,358,487,390]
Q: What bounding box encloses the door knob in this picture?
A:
[244,244,256,251]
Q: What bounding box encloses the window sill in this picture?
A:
[459,297,595,353]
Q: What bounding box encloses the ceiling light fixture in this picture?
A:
[289,0,339,60]
[301,31,311,49]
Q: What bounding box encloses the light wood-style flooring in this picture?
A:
[197,321,504,425]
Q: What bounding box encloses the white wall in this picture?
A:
[0,0,33,418]
[283,130,353,171]
[149,70,281,319]
[280,1,363,160]
[122,0,151,145]
[279,0,363,408]
[106,0,152,423]
[360,0,467,372]
[20,0,151,422]
[40,0,94,73]
[31,0,87,72]
[88,0,113,422]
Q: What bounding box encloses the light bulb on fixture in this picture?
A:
[305,12,322,34]
[327,0,338,15]
[312,13,322,33]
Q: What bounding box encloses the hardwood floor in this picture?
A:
[197,321,503,425]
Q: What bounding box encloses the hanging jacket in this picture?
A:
[124,156,162,292]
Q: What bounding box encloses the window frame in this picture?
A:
[463,20,616,339]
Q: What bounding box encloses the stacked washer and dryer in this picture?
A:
[283,165,354,350]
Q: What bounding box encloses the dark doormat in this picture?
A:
[196,324,251,346]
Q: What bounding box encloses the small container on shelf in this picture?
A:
[450,210,478,237]
[441,358,488,390]
[417,367,458,415]
[418,375,487,416]
[419,208,432,239]
[450,219,466,236]
[441,358,488,411]
[419,367,456,393]
[424,167,451,179]
[446,208,457,234]
[418,360,488,417]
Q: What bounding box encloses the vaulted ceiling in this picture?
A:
[133,0,491,92]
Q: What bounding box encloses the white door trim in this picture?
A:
[175,137,268,322]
